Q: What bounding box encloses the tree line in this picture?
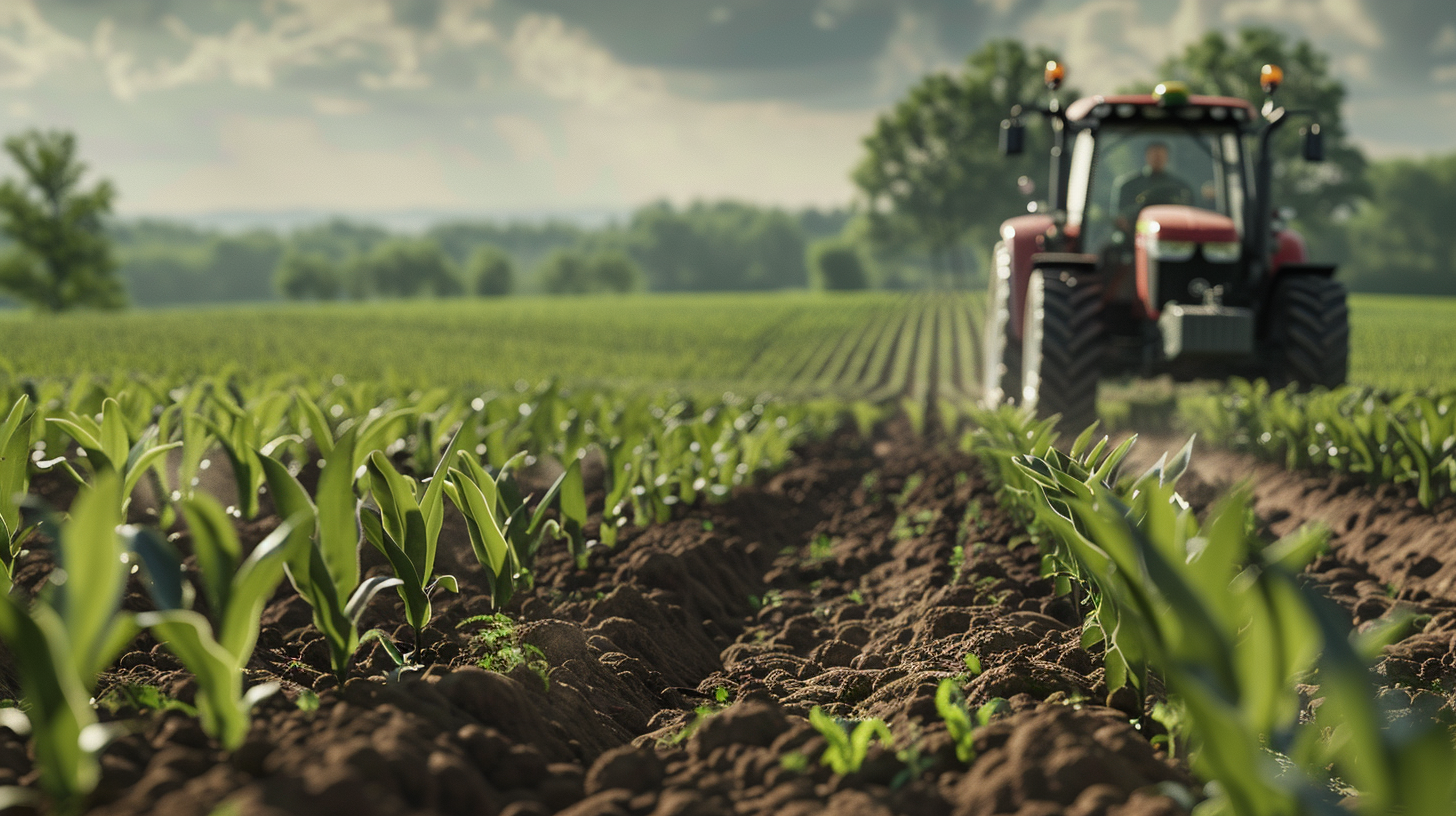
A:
[1,25,1454,311]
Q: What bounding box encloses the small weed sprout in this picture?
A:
[458,614,549,687]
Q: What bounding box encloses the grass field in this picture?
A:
[0,290,1452,396]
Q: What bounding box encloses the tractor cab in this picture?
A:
[984,64,1347,429]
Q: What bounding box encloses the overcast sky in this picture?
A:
[2,0,1452,222]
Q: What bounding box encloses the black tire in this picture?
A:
[1021,267,1103,431]
[982,242,1022,406]
[1266,275,1349,389]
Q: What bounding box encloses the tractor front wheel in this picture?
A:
[982,242,1021,407]
[1267,275,1349,390]
[1021,267,1103,431]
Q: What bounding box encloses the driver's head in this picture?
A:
[1146,142,1170,173]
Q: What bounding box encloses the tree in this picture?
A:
[537,249,592,295]
[350,238,462,299]
[1342,153,1456,295]
[0,130,123,311]
[537,249,643,295]
[852,40,1067,287]
[623,201,808,291]
[1147,28,1368,262]
[276,253,343,301]
[589,250,643,293]
[808,238,870,291]
[467,245,514,297]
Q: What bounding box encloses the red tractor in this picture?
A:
[983,63,1347,428]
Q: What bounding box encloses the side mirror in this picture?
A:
[1000,120,1025,156]
[1301,124,1324,162]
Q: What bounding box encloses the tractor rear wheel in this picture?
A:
[982,242,1021,406]
[1267,275,1349,389]
[1021,267,1103,430]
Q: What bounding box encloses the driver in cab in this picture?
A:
[1112,141,1193,231]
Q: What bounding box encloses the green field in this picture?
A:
[1,290,1452,396]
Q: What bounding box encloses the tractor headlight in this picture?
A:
[1148,238,1196,262]
[1202,242,1241,263]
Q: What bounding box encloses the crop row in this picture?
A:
[764,293,985,425]
[0,378,856,812]
[1180,379,1456,508]
[965,406,1456,815]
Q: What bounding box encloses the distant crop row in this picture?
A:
[1181,379,1456,508]
[966,407,1456,815]
[0,377,860,812]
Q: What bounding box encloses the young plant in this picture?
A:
[0,395,36,581]
[258,427,401,680]
[808,706,893,775]
[48,397,180,512]
[444,450,585,604]
[133,495,305,749]
[935,678,1009,764]
[0,474,137,813]
[358,428,468,648]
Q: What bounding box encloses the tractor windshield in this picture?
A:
[1068,123,1247,253]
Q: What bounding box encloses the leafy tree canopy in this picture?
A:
[0,130,123,311]
[1145,27,1368,256]
[852,40,1068,286]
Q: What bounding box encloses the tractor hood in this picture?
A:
[1135,206,1239,244]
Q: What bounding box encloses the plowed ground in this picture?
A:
[1,425,1452,816]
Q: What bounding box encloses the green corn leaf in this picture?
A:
[218,515,302,664]
[54,472,137,687]
[97,399,130,474]
[344,575,404,628]
[446,468,510,579]
[0,395,33,546]
[293,391,335,459]
[360,628,406,667]
[315,427,360,601]
[180,496,242,617]
[0,598,98,807]
[121,526,187,612]
[136,610,251,749]
[359,505,430,635]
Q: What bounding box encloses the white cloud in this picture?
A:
[1434,24,1456,55]
[505,14,664,108]
[1433,64,1456,84]
[0,0,87,89]
[1019,0,1208,94]
[873,9,955,96]
[133,116,466,212]
[814,0,862,30]
[92,0,497,100]
[311,95,371,115]
[1220,0,1382,49]
[501,15,869,208]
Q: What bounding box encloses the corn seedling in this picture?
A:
[0,474,137,813]
[48,397,181,513]
[969,405,1456,816]
[359,427,468,648]
[0,395,36,582]
[808,706,893,775]
[133,495,305,749]
[258,428,402,680]
[934,678,1010,764]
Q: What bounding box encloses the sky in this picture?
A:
[0,0,1452,224]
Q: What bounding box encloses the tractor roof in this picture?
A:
[1066,94,1257,124]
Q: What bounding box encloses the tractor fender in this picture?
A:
[1000,214,1054,339]
[1271,228,1308,273]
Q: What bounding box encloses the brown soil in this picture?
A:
[0,423,1202,816]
